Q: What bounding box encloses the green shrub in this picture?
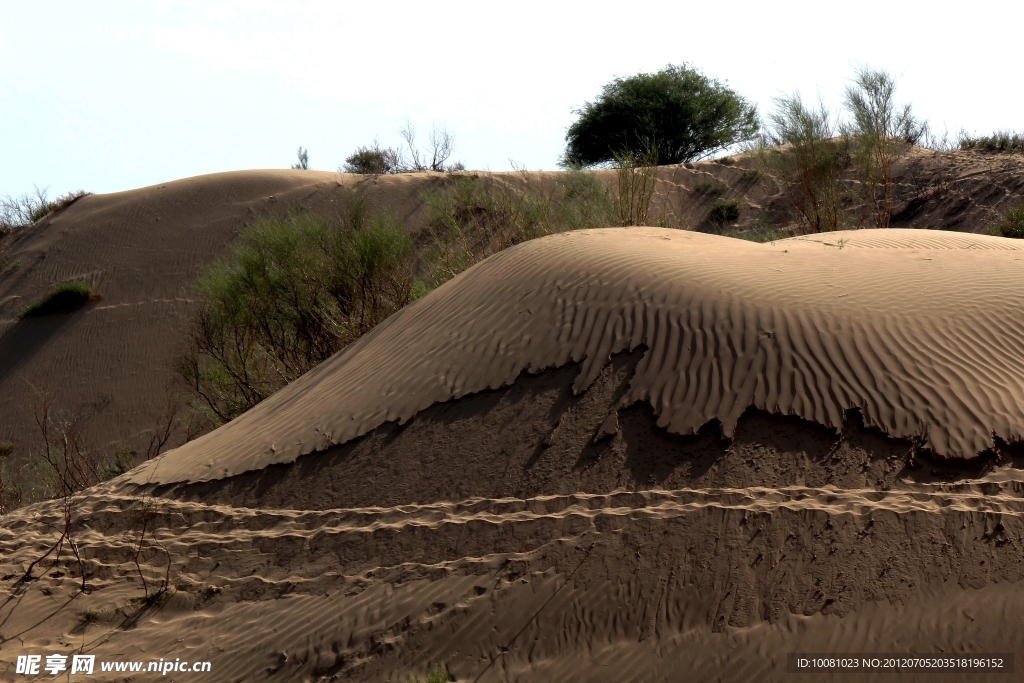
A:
[708,199,741,226]
[101,448,137,480]
[180,204,418,423]
[21,280,100,317]
[291,146,309,170]
[842,67,923,230]
[423,169,615,286]
[1000,202,1024,238]
[739,168,761,184]
[739,214,784,243]
[343,143,402,175]
[693,179,725,196]
[563,63,758,167]
[614,148,658,226]
[756,92,849,233]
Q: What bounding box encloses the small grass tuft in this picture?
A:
[708,199,741,226]
[407,665,452,683]
[81,609,104,623]
[1000,202,1024,239]
[0,441,12,458]
[21,281,101,318]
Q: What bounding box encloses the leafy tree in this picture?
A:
[564,64,758,167]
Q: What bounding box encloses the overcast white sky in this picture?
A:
[2,1,1022,198]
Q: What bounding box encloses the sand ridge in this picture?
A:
[127,227,1024,486]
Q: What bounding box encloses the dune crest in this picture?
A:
[129,227,1024,486]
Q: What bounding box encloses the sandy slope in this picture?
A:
[0,163,772,463]
[0,169,451,460]
[2,149,1021,463]
[130,227,1024,486]
[4,227,1024,681]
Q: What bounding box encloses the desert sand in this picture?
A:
[4,221,1024,681]
[1,149,1018,462]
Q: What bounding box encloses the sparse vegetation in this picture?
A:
[0,389,185,516]
[756,93,849,232]
[694,179,726,196]
[21,280,101,317]
[344,141,403,175]
[101,447,138,480]
[999,202,1024,238]
[407,665,452,683]
[739,214,784,243]
[0,443,22,515]
[179,204,418,423]
[738,169,761,184]
[563,63,758,167]
[959,130,1024,153]
[344,123,463,175]
[81,609,105,623]
[708,199,741,227]
[1,187,90,235]
[842,66,925,230]
[291,146,309,170]
[422,169,616,287]
[614,148,659,226]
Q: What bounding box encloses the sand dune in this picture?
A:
[6,227,1024,680]
[0,163,771,462]
[128,227,1024,488]
[1,150,1016,462]
[6,164,1024,680]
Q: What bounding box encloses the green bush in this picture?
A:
[180,204,418,423]
[100,448,137,480]
[708,199,741,226]
[343,143,402,175]
[1000,202,1024,238]
[842,67,923,230]
[756,92,849,233]
[739,214,784,243]
[693,179,725,196]
[21,280,100,317]
[423,170,615,286]
[563,64,758,167]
